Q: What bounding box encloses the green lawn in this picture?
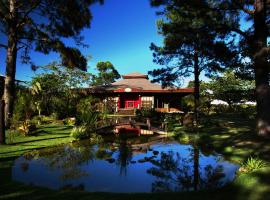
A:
[0,124,73,159]
[1,114,270,200]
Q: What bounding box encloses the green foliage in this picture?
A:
[91,61,120,86]
[70,126,89,140]
[164,114,179,132]
[208,71,255,106]
[89,133,104,144]
[31,64,92,118]
[240,157,267,173]
[1,0,102,70]
[136,108,159,118]
[18,120,37,136]
[13,89,35,121]
[149,0,237,87]
[76,97,100,128]
[63,118,76,126]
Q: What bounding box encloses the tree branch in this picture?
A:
[242,7,255,15]
[0,43,7,49]
[17,0,42,29]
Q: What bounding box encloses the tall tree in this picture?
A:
[150,0,270,136]
[149,0,237,125]
[91,61,120,86]
[0,0,103,129]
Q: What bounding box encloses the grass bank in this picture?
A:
[0,124,73,160]
[174,113,270,163]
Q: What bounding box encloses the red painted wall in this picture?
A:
[119,95,141,109]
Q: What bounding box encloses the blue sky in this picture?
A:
[1,0,185,84]
[1,0,252,86]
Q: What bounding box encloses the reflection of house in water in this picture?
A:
[80,72,194,115]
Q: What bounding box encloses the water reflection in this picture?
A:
[147,148,226,192]
[12,134,239,193]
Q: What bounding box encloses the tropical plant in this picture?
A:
[76,97,100,130]
[70,126,88,140]
[18,120,37,136]
[89,133,104,144]
[63,118,76,126]
[240,157,267,173]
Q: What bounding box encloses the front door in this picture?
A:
[125,101,135,109]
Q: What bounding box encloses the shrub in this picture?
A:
[90,133,104,144]
[239,156,267,173]
[76,97,100,129]
[136,108,162,123]
[70,126,89,140]
[177,133,190,144]
[63,117,76,126]
[18,120,37,136]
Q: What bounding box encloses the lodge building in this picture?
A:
[83,72,194,114]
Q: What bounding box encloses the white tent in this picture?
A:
[210,99,229,106]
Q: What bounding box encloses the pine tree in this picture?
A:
[150,0,270,136]
[149,0,237,125]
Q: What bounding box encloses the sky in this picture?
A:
[0,0,215,86]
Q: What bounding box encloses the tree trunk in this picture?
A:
[253,0,270,136]
[4,0,18,128]
[0,100,5,144]
[194,50,200,127]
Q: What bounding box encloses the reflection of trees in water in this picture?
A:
[147,146,225,192]
[114,134,133,176]
[23,142,96,181]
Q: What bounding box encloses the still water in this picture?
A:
[12,134,239,193]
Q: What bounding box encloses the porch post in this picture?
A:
[117,95,120,111]
[138,95,141,109]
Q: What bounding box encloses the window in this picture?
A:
[126,101,134,108]
[141,96,153,108]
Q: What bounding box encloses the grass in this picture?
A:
[174,113,270,163]
[1,113,270,200]
[0,124,73,159]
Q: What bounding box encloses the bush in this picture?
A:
[13,90,35,121]
[18,120,37,136]
[239,156,267,173]
[63,117,76,126]
[136,108,163,123]
[90,133,104,144]
[70,126,89,140]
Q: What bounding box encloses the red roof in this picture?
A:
[85,72,194,94]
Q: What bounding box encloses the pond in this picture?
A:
[11,133,239,193]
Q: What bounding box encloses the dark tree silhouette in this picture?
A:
[149,0,237,125]
[0,0,103,133]
[150,0,270,136]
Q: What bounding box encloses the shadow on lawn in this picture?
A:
[177,113,270,163]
